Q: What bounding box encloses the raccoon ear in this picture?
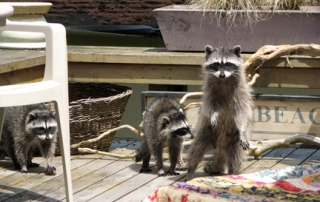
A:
[179,108,184,114]
[205,45,214,55]
[162,116,170,126]
[233,45,241,57]
[27,113,37,123]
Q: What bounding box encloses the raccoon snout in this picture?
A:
[219,73,226,78]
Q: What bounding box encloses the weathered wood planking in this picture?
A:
[272,148,318,169]
[241,148,296,174]
[4,156,101,202]
[253,97,320,140]
[303,150,320,165]
[253,67,320,88]
[115,162,207,202]
[0,49,45,74]
[71,160,139,202]
[0,46,319,87]
[0,138,319,202]
[28,155,115,202]
[68,63,203,85]
[0,65,44,86]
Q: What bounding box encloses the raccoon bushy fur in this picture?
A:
[0,103,58,175]
[186,45,253,180]
[135,97,193,177]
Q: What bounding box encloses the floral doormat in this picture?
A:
[144,164,320,202]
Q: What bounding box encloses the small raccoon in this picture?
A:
[135,97,193,177]
[0,103,58,175]
[186,45,253,180]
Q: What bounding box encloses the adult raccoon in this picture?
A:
[136,96,193,177]
[186,45,253,180]
[0,103,58,175]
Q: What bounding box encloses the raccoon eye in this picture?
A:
[48,126,56,134]
[172,128,189,136]
[208,62,220,71]
[225,62,232,67]
[34,127,45,134]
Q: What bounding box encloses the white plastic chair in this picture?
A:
[0,6,73,202]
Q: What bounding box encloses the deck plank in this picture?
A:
[34,156,116,201]
[90,167,159,201]
[302,150,320,165]
[0,157,59,201]
[116,162,206,202]
[74,161,139,202]
[272,148,317,169]
[108,138,140,152]
[4,155,100,202]
[241,148,296,174]
[0,138,318,202]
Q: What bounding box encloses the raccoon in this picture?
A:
[0,103,58,175]
[135,97,193,177]
[186,45,253,180]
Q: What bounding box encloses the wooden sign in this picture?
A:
[142,92,320,141]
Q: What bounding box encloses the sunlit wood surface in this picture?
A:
[0,138,319,202]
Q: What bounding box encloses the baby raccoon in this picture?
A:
[0,103,58,175]
[135,96,193,177]
[186,45,253,180]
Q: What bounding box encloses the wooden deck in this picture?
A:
[0,138,319,202]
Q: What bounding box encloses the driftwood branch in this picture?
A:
[244,44,320,85]
[248,134,320,160]
[78,147,137,159]
[183,102,202,110]
[179,92,203,104]
[247,72,260,86]
[71,124,140,149]
[244,44,320,71]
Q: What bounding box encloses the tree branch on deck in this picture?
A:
[77,147,137,159]
[244,44,320,85]
[71,124,141,149]
[248,134,320,160]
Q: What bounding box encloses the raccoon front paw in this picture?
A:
[175,163,187,171]
[240,140,250,150]
[20,165,29,173]
[165,170,180,176]
[21,169,29,174]
[45,166,57,175]
[157,169,166,177]
[139,167,152,173]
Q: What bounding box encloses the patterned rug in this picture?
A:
[144,164,320,202]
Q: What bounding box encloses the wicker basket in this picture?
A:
[55,83,132,155]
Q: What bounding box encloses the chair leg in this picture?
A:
[54,100,73,202]
[0,108,6,141]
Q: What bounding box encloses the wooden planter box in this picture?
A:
[142,91,320,141]
[153,5,320,52]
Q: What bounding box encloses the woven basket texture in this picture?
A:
[55,83,132,155]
